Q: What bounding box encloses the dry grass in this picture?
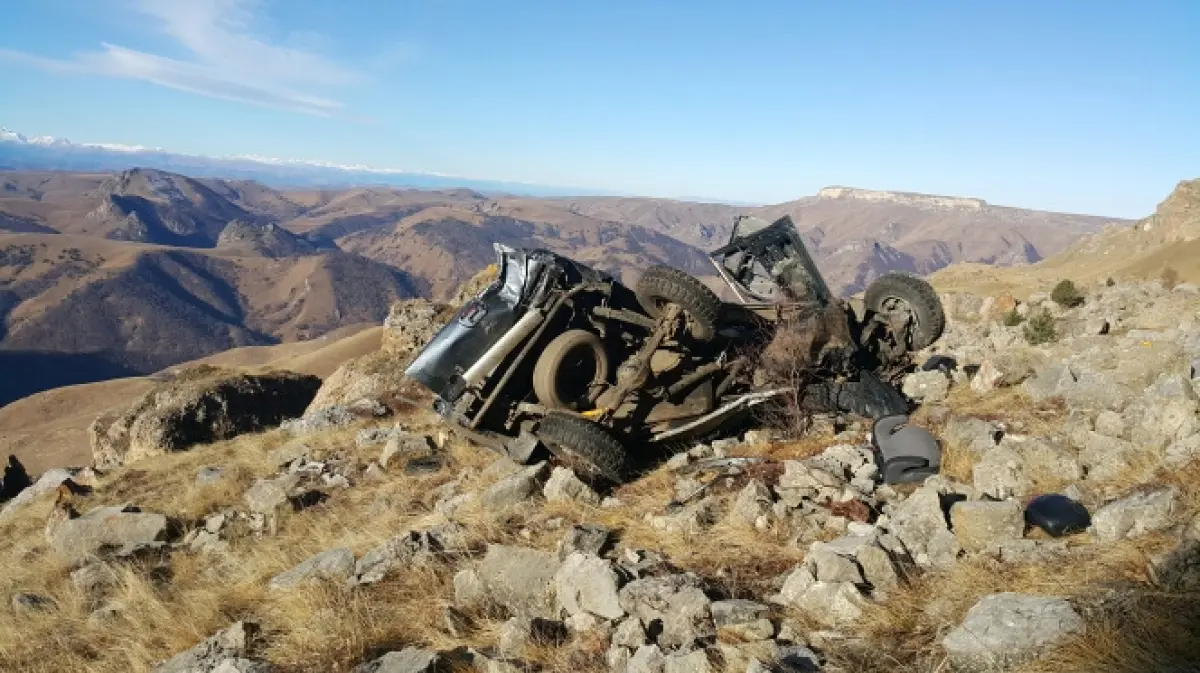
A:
[3,370,1199,673]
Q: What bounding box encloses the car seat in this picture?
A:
[871,414,941,484]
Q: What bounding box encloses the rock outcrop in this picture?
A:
[89,366,321,468]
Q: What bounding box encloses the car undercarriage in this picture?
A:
[404,214,946,484]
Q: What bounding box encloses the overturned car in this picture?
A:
[404,215,946,483]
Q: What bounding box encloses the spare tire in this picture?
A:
[536,411,628,483]
[863,272,945,351]
[533,329,609,410]
[635,265,722,341]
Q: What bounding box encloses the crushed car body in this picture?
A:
[404,214,947,483]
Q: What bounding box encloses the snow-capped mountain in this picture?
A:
[0,125,597,197]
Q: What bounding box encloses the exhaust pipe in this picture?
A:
[460,309,546,388]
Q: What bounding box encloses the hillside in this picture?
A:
[0,231,416,405]
[0,167,1127,407]
[0,274,1196,673]
[931,179,1200,297]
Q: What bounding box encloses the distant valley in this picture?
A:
[0,162,1128,406]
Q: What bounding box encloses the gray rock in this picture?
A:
[805,542,864,584]
[729,480,775,526]
[243,474,301,515]
[452,568,487,608]
[1094,410,1126,438]
[1090,488,1178,542]
[11,592,53,615]
[664,650,713,673]
[942,417,1001,453]
[783,580,867,628]
[972,447,1032,500]
[355,527,460,585]
[555,552,625,620]
[210,659,271,673]
[996,539,1070,565]
[1149,539,1200,592]
[887,485,960,569]
[71,561,119,598]
[196,467,226,485]
[476,544,561,617]
[543,467,600,505]
[903,370,951,403]
[379,432,433,470]
[618,574,714,649]
[350,648,440,673]
[0,468,84,518]
[49,505,170,566]
[153,621,259,673]
[942,593,1084,670]
[950,500,1025,553]
[558,523,611,559]
[1079,432,1142,481]
[268,548,355,591]
[613,617,648,647]
[711,599,775,641]
[628,644,666,673]
[356,426,403,448]
[480,463,549,510]
[1007,437,1081,484]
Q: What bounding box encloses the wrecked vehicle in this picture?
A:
[404,214,945,483]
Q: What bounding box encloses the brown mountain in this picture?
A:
[931,178,1200,296]
[0,167,1126,406]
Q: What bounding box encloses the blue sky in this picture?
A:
[0,0,1196,217]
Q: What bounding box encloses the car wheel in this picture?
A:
[635,265,722,342]
[863,272,946,351]
[536,411,628,484]
[533,329,610,410]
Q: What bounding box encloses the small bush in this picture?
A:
[1023,310,1058,345]
[1105,276,1116,287]
[1051,279,1085,308]
[1001,309,1024,327]
[1162,267,1181,290]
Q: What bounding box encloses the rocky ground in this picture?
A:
[1,277,1198,673]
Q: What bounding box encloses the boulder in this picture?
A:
[49,504,170,566]
[481,462,550,510]
[350,648,442,673]
[476,545,561,618]
[886,484,960,569]
[90,367,321,468]
[902,370,951,403]
[972,447,1032,500]
[381,299,451,358]
[554,552,625,620]
[942,593,1083,670]
[0,467,87,519]
[618,574,714,649]
[268,548,356,591]
[1090,488,1178,542]
[153,621,262,673]
[543,467,600,505]
[950,500,1025,553]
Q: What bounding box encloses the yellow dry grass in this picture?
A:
[2,373,1198,673]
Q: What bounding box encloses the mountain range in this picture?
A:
[0,141,1131,407]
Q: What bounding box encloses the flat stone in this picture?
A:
[268,548,355,591]
[950,500,1026,553]
[942,593,1084,670]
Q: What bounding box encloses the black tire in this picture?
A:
[536,412,629,484]
[533,329,610,410]
[863,272,945,351]
[635,265,722,342]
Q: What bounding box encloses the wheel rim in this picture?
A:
[558,344,600,407]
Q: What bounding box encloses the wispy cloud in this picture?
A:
[0,0,374,117]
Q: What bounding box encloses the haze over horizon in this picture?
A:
[1,0,1197,218]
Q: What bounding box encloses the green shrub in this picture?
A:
[1023,310,1058,345]
[1051,279,1084,308]
[1001,309,1024,326]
